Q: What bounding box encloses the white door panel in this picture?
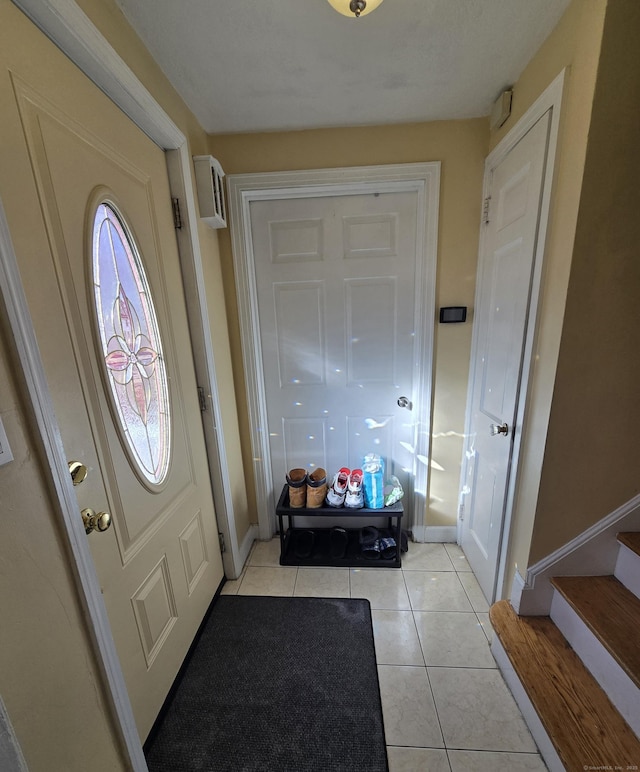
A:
[250,191,420,519]
[461,111,550,601]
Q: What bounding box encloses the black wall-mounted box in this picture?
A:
[439,306,467,324]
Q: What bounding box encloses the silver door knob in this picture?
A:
[397,396,412,410]
[490,422,509,436]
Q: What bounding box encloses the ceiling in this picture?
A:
[114,0,570,135]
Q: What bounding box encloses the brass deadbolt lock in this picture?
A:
[68,460,88,486]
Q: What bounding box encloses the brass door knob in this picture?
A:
[490,422,509,436]
[81,508,112,535]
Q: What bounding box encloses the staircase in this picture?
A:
[490,532,640,772]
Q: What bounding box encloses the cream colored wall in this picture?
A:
[488,0,608,591]
[529,0,640,562]
[210,120,489,528]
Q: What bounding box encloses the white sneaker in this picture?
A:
[344,469,364,508]
[325,467,350,507]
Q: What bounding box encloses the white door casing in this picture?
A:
[228,166,440,539]
[459,70,566,603]
[166,150,246,581]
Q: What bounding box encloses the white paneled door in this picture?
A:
[460,111,551,601]
[0,11,223,741]
[249,190,424,522]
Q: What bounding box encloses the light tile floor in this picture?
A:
[222,538,548,772]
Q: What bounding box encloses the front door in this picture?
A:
[0,8,223,740]
[460,111,551,602]
[249,189,425,524]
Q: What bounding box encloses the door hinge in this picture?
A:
[197,386,207,412]
[172,197,183,229]
[483,196,491,225]
[218,532,226,553]
[458,502,465,521]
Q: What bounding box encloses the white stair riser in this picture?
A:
[615,543,640,600]
[550,591,640,738]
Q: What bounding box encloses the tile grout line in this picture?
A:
[409,553,448,750]
[252,539,547,768]
[402,559,448,751]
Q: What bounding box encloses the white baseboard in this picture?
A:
[412,525,457,543]
[512,493,640,615]
[490,636,564,772]
[0,697,28,772]
[234,524,259,578]
[510,570,527,614]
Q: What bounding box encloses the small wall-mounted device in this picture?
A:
[439,306,467,324]
[193,155,227,229]
[490,89,513,130]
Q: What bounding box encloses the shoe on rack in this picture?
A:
[329,527,348,559]
[306,467,327,508]
[378,529,397,560]
[325,467,350,507]
[344,468,364,508]
[286,468,307,508]
[362,539,381,559]
[359,525,378,548]
[294,529,315,559]
[360,526,381,559]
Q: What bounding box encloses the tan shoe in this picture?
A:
[286,468,307,508]
[306,467,327,508]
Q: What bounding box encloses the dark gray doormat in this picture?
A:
[144,595,389,772]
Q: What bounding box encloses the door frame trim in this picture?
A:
[6,0,240,767]
[458,68,566,601]
[227,164,440,539]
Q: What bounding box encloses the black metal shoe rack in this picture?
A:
[275,485,404,568]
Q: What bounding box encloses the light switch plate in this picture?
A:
[0,417,14,465]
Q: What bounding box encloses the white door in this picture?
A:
[0,16,224,741]
[460,111,551,601]
[249,190,423,521]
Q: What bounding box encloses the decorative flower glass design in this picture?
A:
[92,202,170,485]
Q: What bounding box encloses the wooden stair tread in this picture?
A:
[490,600,640,770]
[551,575,640,688]
[618,531,640,558]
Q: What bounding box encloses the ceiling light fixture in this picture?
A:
[327,0,384,18]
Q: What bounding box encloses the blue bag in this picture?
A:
[362,454,385,509]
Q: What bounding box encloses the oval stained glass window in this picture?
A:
[92,202,170,486]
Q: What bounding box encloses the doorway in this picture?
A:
[1,13,224,741]
[459,71,565,603]
[228,165,440,538]
[2,1,238,767]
